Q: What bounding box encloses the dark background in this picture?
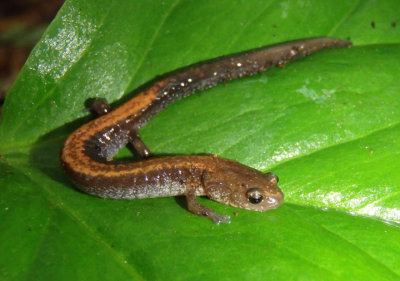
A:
[0,0,64,109]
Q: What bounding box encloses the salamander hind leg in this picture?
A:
[185,189,231,224]
[86,98,111,116]
[128,131,152,158]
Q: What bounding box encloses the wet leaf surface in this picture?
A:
[1,1,400,280]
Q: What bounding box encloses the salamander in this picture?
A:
[60,37,351,224]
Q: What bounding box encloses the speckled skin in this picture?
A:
[60,37,351,224]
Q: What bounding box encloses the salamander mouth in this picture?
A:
[266,196,279,207]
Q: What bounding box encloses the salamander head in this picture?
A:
[203,159,284,211]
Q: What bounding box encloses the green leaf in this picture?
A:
[1,0,400,280]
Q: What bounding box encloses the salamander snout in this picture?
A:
[243,172,284,210]
[203,160,284,212]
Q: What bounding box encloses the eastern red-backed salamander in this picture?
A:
[60,37,351,224]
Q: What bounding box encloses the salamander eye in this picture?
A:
[264,172,279,184]
[247,188,263,204]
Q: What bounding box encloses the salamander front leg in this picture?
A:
[185,189,231,224]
